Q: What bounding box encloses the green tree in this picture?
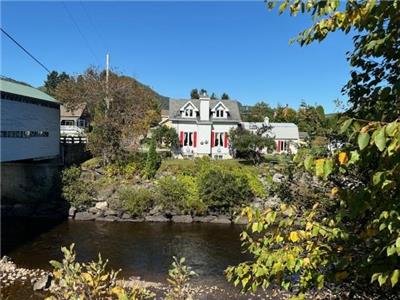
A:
[229,127,275,164]
[44,71,70,96]
[152,126,179,150]
[143,139,161,179]
[210,92,218,100]
[251,101,274,122]
[227,1,400,297]
[221,93,230,100]
[190,88,199,99]
[199,88,207,96]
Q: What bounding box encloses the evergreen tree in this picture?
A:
[190,89,199,99]
[144,138,161,179]
[221,93,230,100]
[210,93,218,100]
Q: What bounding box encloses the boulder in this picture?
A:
[272,173,286,183]
[210,215,231,224]
[192,216,217,223]
[104,209,118,217]
[74,212,95,221]
[149,205,163,216]
[88,207,99,214]
[172,215,193,223]
[126,217,145,222]
[145,215,169,222]
[233,216,248,225]
[121,213,132,219]
[33,274,52,291]
[68,207,77,217]
[95,201,108,210]
[96,216,118,222]
[264,196,281,208]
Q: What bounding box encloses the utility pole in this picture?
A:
[105,52,110,111]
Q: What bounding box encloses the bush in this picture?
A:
[81,157,102,170]
[157,159,197,176]
[198,168,253,212]
[176,175,207,215]
[62,167,93,208]
[156,176,187,213]
[118,187,154,216]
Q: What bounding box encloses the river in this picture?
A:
[2,218,248,288]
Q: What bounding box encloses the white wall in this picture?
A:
[197,124,211,155]
[1,99,60,162]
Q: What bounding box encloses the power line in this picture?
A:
[61,1,100,65]
[79,1,107,53]
[1,28,50,74]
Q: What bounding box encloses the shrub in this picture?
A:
[157,159,197,176]
[118,187,153,216]
[143,139,161,179]
[62,167,93,208]
[81,157,102,170]
[156,176,187,213]
[198,168,253,212]
[176,175,207,215]
[165,257,197,300]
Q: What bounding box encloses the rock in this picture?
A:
[88,207,99,214]
[192,216,217,223]
[104,209,118,217]
[74,212,95,221]
[210,215,231,224]
[33,274,52,291]
[68,207,77,217]
[126,217,144,222]
[272,173,286,183]
[172,215,193,223]
[149,205,163,216]
[233,216,248,225]
[96,216,118,222]
[121,213,132,219]
[95,201,108,210]
[145,215,169,222]
[264,196,281,208]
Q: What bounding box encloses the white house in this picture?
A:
[0,78,60,162]
[169,94,241,159]
[60,104,90,137]
[242,117,299,154]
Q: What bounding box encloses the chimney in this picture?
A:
[199,92,210,121]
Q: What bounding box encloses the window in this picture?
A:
[276,140,290,152]
[183,132,193,146]
[214,133,224,147]
[77,119,88,128]
[215,109,224,118]
[185,109,193,117]
[214,155,223,160]
[61,120,75,126]
[1,131,49,138]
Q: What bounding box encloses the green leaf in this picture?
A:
[374,128,386,151]
[304,156,314,171]
[323,159,333,179]
[373,172,384,186]
[378,273,388,286]
[340,118,353,134]
[358,132,370,150]
[385,121,398,137]
[348,150,360,165]
[391,270,399,287]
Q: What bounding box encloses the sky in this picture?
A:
[1,1,355,113]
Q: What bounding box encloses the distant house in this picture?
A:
[242,117,300,154]
[0,78,60,162]
[169,94,242,159]
[299,131,310,146]
[60,104,90,137]
[159,109,172,127]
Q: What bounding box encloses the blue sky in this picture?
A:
[1,1,354,113]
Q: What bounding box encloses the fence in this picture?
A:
[60,136,87,144]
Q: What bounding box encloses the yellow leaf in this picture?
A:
[81,272,94,286]
[338,152,349,165]
[306,222,313,230]
[289,231,299,242]
[331,187,339,196]
[315,159,325,177]
[303,257,310,267]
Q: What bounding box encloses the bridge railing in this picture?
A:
[60,136,87,144]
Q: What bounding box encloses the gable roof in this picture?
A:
[179,101,199,111]
[169,99,241,122]
[0,78,59,104]
[211,101,229,112]
[60,104,86,118]
[242,122,299,140]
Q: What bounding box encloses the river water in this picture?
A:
[2,219,248,288]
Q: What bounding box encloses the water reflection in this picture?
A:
[2,220,247,286]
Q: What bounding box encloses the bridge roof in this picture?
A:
[0,78,59,104]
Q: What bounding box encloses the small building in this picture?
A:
[0,79,60,162]
[60,104,90,137]
[169,94,241,159]
[242,117,300,154]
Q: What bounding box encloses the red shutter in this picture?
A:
[211,131,215,148]
[224,133,228,148]
[193,132,197,147]
[275,140,279,152]
[180,131,184,147]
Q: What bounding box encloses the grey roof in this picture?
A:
[242,122,299,140]
[0,78,59,104]
[299,131,310,139]
[169,99,241,122]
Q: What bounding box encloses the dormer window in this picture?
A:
[211,101,229,119]
[180,101,198,118]
[185,108,194,117]
[215,109,224,118]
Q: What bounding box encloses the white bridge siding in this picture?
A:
[1,98,60,162]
